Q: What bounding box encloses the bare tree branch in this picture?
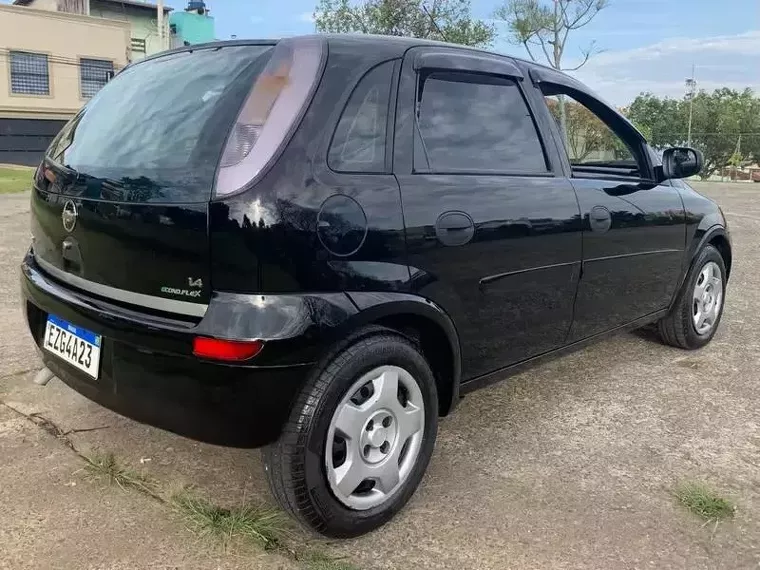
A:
[563,43,596,71]
[567,3,595,29]
[536,34,554,65]
[563,51,591,71]
[558,0,571,24]
[496,0,608,71]
[521,39,539,61]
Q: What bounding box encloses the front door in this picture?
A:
[531,74,686,341]
[394,48,583,380]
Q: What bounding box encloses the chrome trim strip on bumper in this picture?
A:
[35,256,208,318]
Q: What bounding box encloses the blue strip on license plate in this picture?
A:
[46,314,101,347]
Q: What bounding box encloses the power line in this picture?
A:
[0,51,126,71]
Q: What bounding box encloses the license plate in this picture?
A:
[43,315,101,379]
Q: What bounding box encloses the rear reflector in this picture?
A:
[192,337,264,361]
[215,36,325,197]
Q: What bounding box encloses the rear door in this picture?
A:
[394,48,583,380]
[30,44,274,317]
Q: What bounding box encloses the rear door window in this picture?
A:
[47,45,273,203]
[414,72,548,174]
[328,61,394,173]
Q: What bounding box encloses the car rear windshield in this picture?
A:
[46,45,274,203]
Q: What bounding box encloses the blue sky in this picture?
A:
[4,0,759,103]
[202,0,760,104]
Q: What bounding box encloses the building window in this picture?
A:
[10,51,50,96]
[80,58,114,99]
[131,38,147,53]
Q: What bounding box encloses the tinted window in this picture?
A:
[544,94,637,168]
[49,45,273,203]
[414,72,547,174]
[329,61,394,173]
[541,85,644,178]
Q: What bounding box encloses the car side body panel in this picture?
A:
[393,46,583,380]
[209,39,409,296]
[669,181,732,306]
[521,62,688,342]
[19,35,732,453]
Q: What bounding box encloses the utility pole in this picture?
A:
[554,0,568,150]
[686,64,696,147]
[157,0,165,51]
[731,134,742,180]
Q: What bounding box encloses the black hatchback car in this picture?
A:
[21,35,731,537]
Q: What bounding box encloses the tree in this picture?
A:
[546,96,624,161]
[494,0,609,143]
[313,0,496,47]
[626,88,760,178]
[494,0,608,70]
[626,93,684,149]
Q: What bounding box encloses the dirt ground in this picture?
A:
[1,182,759,570]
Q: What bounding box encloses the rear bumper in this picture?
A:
[20,250,358,447]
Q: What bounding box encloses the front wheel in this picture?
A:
[658,244,726,349]
[263,331,438,537]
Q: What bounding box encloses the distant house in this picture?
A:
[170,1,215,47]
[1,0,175,165]
[0,3,132,165]
[12,0,172,61]
[0,0,217,166]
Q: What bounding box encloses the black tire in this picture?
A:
[658,244,726,349]
[262,330,438,538]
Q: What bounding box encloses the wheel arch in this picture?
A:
[672,224,731,310]
[691,224,732,280]
[708,232,732,280]
[344,292,462,416]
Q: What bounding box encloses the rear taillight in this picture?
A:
[193,337,264,361]
[215,37,325,197]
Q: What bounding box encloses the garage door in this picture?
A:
[0,118,67,166]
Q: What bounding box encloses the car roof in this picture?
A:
[157,34,560,76]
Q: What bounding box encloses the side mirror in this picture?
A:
[662,147,703,180]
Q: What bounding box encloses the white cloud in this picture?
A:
[298,11,315,23]
[568,30,760,104]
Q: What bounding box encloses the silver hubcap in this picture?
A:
[326,365,425,510]
[693,261,723,335]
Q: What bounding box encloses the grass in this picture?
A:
[0,166,34,194]
[77,450,362,568]
[675,481,735,522]
[170,489,292,551]
[82,451,159,498]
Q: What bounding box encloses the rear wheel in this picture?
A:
[263,331,438,537]
[658,244,726,349]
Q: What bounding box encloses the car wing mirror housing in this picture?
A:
[662,147,703,180]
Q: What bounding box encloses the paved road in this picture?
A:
[1,182,759,569]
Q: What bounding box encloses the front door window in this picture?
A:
[541,86,647,180]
